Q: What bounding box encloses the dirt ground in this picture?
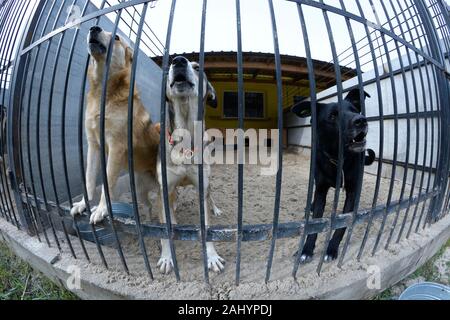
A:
[53,148,440,298]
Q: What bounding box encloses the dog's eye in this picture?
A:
[115,35,120,41]
[193,64,200,71]
[329,111,338,121]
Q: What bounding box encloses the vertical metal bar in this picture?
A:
[370,0,401,257]
[292,2,318,279]
[46,0,79,259]
[98,8,129,273]
[235,0,244,286]
[76,0,109,269]
[0,0,14,224]
[33,0,66,251]
[356,0,390,261]
[265,0,284,283]
[22,0,60,248]
[407,0,440,236]
[16,52,41,241]
[315,0,345,275]
[416,0,450,226]
[60,0,91,263]
[355,0,387,260]
[77,57,108,269]
[127,2,153,280]
[403,0,435,240]
[383,0,414,250]
[197,0,209,283]
[7,0,48,237]
[336,0,368,267]
[159,0,180,281]
[0,0,23,228]
[0,0,41,235]
[395,0,429,244]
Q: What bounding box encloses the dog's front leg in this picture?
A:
[204,193,225,273]
[208,188,222,216]
[325,189,356,262]
[157,190,178,274]
[90,147,125,224]
[297,184,329,263]
[71,141,100,216]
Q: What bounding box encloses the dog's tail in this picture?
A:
[365,149,376,166]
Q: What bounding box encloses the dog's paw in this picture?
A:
[207,253,225,273]
[157,256,174,274]
[70,199,86,216]
[293,250,313,264]
[324,247,339,263]
[89,205,108,224]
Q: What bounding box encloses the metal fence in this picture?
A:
[0,0,449,286]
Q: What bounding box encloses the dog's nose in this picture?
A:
[172,56,188,67]
[352,115,367,128]
[90,26,102,34]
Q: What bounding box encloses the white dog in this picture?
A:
[156,56,224,274]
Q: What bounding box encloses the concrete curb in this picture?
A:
[0,213,449,300]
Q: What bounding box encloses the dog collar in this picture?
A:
[167,129,197,158]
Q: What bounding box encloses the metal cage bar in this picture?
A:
[0,0,448,285]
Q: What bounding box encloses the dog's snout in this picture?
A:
[172,56,188,67]
[90,26,102,34]
[352,115,367,128]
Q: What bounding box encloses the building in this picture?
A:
[153,51,357,146]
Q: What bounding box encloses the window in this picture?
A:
[223,91,264,119]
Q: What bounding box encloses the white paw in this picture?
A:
[157,256,174,274]
[208,253,225,273]
[212,206,222,217]
[324,255,333,263]
[70,199,86,216]
[89,205,108,224]
[300,254,312,264]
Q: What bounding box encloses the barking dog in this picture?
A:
[292,88,375,263]
[71,26,159,224]
[156,56,224,274]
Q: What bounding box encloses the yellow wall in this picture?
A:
[205,81,302,130]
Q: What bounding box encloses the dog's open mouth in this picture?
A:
[348,131,367,152]
[170,72,194,88]
[88,37,106,54]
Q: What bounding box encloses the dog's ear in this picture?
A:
[125,46,134,64]
[344,88,370,111]
[291,100,320,118]
[206,81,218,108]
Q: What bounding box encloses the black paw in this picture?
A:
[324,246,339,262]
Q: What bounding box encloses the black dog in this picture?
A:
[292,88,375,263]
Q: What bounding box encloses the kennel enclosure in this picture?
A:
[0,0,449,290]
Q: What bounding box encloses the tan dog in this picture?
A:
[71,26,159,224]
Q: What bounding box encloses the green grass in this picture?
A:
[0,241,78,300]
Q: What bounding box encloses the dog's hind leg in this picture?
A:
[297,183,329,263]
[71,141,100,216]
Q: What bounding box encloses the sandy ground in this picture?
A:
[52,148,438,298]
